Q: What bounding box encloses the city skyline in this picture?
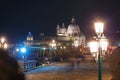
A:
[0,0,120,43]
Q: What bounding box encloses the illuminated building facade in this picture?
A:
[56,17,86,47]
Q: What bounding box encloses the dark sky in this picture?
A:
[0,0,120,43]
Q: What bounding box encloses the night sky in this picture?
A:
[0,0,120,43]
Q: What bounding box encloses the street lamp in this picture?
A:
[89,21,108,80]
[94,22,104,36]
[89,41,99,58]
[4,43,8,49]
[73,40,79,58]
[1,38,5,43]
[0,37,8,49]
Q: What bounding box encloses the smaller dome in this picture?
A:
[58,23,67,34]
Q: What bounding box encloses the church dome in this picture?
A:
[67,17,80,34]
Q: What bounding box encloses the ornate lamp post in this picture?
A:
[89,21,108,80]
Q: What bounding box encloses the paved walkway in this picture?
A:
[25,62,112,80]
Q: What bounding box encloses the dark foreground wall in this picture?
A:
[0,49,25,80]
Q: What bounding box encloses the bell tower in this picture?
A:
[26,32,33,41]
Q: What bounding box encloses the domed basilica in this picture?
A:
[56,17,86,47]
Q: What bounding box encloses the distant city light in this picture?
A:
[21,47,26,53]
[1,38,5,43]
[16,48,19,52]
[60,46,62,49]
[4,43,8,49]
[43,47,46,50]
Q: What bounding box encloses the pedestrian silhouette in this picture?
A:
[0,49,25,80]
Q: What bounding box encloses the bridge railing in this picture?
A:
[18,60,36,71]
